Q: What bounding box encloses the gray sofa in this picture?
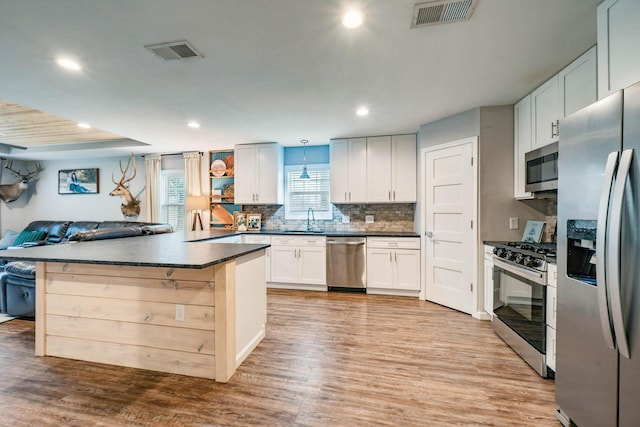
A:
[0,220,173,318]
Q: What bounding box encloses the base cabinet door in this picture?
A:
[393,249,420,290]
[270,247,298,283]
[366,249,394,288]
[299,246,326,285]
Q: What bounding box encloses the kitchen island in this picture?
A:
[2,231,269,382]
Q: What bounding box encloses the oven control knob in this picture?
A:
[506,250,517,261]
[515,253,525,264]
[523,256,534,267]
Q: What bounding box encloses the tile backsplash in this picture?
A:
[241,204,416,232]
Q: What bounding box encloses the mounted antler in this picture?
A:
[109,154,141,217]
[0,160,44,203]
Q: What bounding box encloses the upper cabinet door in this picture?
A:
[256,143,283,204]
[330,139,349,203]
[514,95,533,199]
[392,134,417,202]
[366,136,392,202]
[559,46,597,117]
[531,75,560,149]
[234,144,257,204]
[598,0,640,98]
[347,138,368,203]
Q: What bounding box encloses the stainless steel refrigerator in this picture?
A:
[557,80,640,427]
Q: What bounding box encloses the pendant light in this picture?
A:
[299,139,310,179]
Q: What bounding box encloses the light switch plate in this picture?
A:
[342,215,350,223]
[365,215,374,224]
[509,217,519,230]
[175,304,185,321]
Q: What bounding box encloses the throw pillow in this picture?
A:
[13,230,48,246]
[0,229,19,249]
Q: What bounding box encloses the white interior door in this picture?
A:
[424,140,475,314]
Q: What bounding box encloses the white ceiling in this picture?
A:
[0,0,600,159]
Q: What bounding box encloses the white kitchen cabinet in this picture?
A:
[330,138,367,203]
[514,96,533,199]
[597,0,640,98]
[367,134,416,203]
[366,134,416,203]
[559,46,597,118]
[242,234,271,282]
[366,237,420,295]
[546,263,557,372]
[483,245,495,318]
[270,235,326,288]
[546,325,557,372]
[234,142,283,204]
[532,75,560,150]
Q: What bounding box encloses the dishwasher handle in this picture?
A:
[326,240,365,246]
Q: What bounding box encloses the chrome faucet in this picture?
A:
[307,207,315,232]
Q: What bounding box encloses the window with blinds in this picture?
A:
[284,164,333,220]
[160,170,185,231]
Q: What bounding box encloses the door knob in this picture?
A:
[426,231,433,238]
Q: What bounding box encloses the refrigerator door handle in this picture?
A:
[607,148,633,359]
[597,151,619,350]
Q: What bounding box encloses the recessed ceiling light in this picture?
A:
[187,121,201,128]
[56,57,82,71]
[356,107,370,116]
[77,123,91,129]
[342,10,365,28]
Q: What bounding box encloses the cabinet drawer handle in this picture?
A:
[389,191,391,201]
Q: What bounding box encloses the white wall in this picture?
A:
[0,156,148,233]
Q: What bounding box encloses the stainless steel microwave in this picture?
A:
[525,142,558,192]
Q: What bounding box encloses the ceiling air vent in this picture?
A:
[411,0,477,28]
[144,40,203,61]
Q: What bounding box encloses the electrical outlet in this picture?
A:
[365,215,374,224]
[342,215,350,223]
[509,217,519,230]
[175,304,185,321]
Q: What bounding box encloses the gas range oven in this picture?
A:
[490,242,556,378]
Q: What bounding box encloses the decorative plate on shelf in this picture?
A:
[211,159,227,177]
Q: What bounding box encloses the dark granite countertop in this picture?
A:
[0,232,269,269]
[0,229,419,269]
[194,230,420,239]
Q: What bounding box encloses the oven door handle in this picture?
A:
[607,148,633,359]
[596,151,619,350]
[493,258,546,285]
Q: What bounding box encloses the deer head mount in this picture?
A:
[0,160,43,203]
[109,154,141,218]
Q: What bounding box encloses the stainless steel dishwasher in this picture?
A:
[326,237,366,291]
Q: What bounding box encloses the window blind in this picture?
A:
[285,164,332,220]
[160,171,185,231]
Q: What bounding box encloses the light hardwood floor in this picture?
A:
[0,289,558,426]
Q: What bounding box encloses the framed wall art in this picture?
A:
[58,169,99,194]
[247,213,262,231]
[233,211,247,231]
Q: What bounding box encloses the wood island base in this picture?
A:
[34,250,266,382]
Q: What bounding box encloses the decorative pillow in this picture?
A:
[4,261,37,279]
[13,230,48,246]
[0,229,19,250]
